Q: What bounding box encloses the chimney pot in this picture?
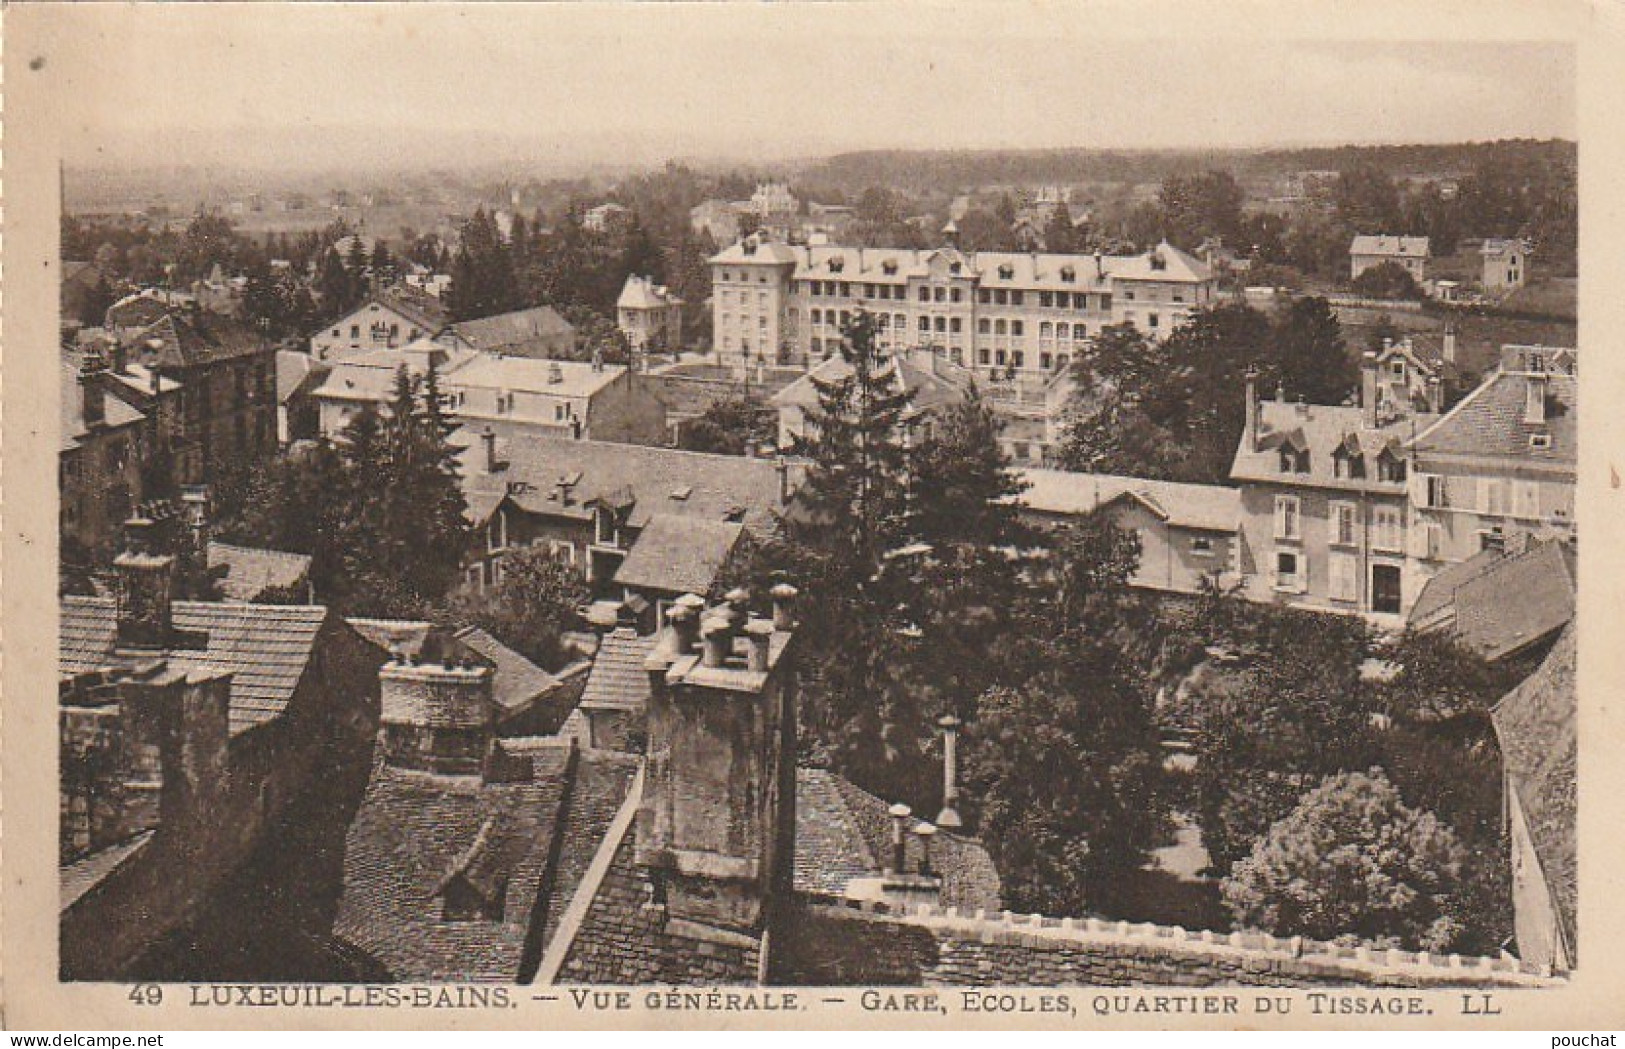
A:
[744,619,774,672]
[769,583,799,630]
[937,714,964,829]
[914,822,939,877]
[668,603,700,653]
[700,616,733,668]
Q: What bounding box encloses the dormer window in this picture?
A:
[595,507,617,546]
[1278,448,1309,474]
[1530,432,1553,450]
[998,264,1015,280]
[882,259,898,275]
[1377,452,1407,484]
[1060,266,1076,283]
[828,257,844,273]
[949,261,962,275]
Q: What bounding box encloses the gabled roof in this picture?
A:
[617,275,683,311]
[207,541,313,602]
[60,597,330,733]
[337,291,449,337]
[1013,468,1242,533]
[1230,400,1437,492]
[1409,366,1577,468]
[452,626,561,713]
[443,355,624,400]
[123,312,274,370]
[1481,238,1530,256]
[458,435,800,539]
[1350,235,1430,258]
[1490,624,1576,957]
[447,306,576,356]
[795,768,1001,912]
[61,363,146,452]
[576,628,657,714]
[277,350,329,404]
[612,514,745,598]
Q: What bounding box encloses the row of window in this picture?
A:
[1273,495,1405,552]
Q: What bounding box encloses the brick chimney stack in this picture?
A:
[936,714,964,830]
[80,356,109,428]
[1243,368,1261,452]
[378,657,494,774]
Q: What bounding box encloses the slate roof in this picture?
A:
[1013,468,1242,533]
[276,350,328,404]
[1230,400,1437,492]
[1410,367,1577,468]
[122,312,274,370]
[577,628,656,714]
[612,514,745,597]
[1490,624,1576,957]
[334,750,573,982]
[458,435,801,538]
[60,831,154,912]
[207,542,312,602]
[60,597,328,733]
[61,363,146,452]
[345,618,434,659]
[452,626,561,713]
[1350,235,1430,259]
[349,291,450,338]
[1481,238,1530,256]
[447,306,576,357]
[312,343,475,403]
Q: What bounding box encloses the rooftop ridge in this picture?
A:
[801,897,1558,985]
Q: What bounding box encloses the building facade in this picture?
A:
[709,234,1214,375]
[1349,235,1430,282]
[616,275,685,352]
[310,293,450,362]
[61,357,149,561]
[1407,345,1577,571]
[1230,367,1437,621]
[1481,238,1531,292]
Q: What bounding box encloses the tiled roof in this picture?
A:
[60,597,327,733]
[61,363,146,452]
[122,312,274,370]
[334,750,574,982]
[1013,468,1242,533]
[1481,238,1529,256]
[207,542,312,602]
[577,628,656,714]
[1350,235,1430,258]
[1230,400,1437,492]
[531,753,640,966]
[60,831,154,912]
[799,769,1002,912]
[311,343,474,403]
[352,291,450,338]
[452,626,560,712]
[1490,624,1576,955]
[448,306,576,356]
[1410,368,1577,468]
[1447,540,1575,661]
[458,435,801,538]
[612,514,745,597]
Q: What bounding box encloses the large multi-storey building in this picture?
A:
[708,233,1214,375]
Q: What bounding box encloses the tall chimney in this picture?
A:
[114,517,176,651]
[914,822,938,877]
[1442,324,1457,365]
[79,361,107,428]
[744,620,774,673]
[700,615,733,669]
[775,457,791,505]
[667,601,700,654]
[1361,352,1379,428]
[1243,367,1261,452]
[1426,375,1443,414]
[936,714,963,829]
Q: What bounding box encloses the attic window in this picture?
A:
[724,506,746,523]
[1060,266,1076,283]
[949,261,962,275]
[998,264,1015,280]
[882,260,898,275]
[669,486,692,501]
[828,258,845,273]
[1530,432,1553,450]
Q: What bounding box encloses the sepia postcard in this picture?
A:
[4,0,1625,1032]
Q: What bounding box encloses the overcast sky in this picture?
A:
[18,3,1577,172]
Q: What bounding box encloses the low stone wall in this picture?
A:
[780,899,1558,988]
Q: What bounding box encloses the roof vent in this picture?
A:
[547,362,564,385]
